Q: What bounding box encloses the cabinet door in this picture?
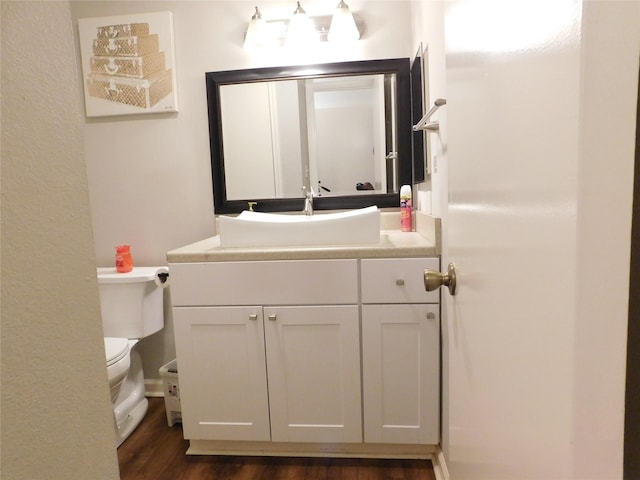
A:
[362,304,440,444]
[264,305,362,443]
[173,306,270,441]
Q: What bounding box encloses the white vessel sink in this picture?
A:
[218,206,381,248]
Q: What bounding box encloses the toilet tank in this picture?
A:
[97,267,165,339]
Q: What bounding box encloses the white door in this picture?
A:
[439,1,637,479]
[306,78,378,196]
[220,83,276,200]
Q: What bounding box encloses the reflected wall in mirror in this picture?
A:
[206,58,411,214]
[222,75,392,200]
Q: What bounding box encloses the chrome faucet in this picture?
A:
[302,186,315,216]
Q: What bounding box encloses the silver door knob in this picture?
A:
[424,262,457,296]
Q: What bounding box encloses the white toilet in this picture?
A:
[97,266,166,447]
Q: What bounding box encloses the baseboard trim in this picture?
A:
[145,379,164,398]
[187,439,445,475]
[431,447,450,480]
[187,439,438,459]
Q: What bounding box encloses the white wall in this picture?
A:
[409,1,446,216]
[69,0,415,383]
[1,2,120,478]
[409,0,449,462]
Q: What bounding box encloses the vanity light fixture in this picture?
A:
[328,0,360,43]
[243,6,268,50]
[285,1,318,47]
[243,2,364,50]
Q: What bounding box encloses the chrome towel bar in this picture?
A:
[413,98,447,132]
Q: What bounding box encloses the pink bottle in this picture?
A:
[400,185,412,232]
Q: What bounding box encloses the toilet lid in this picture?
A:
[104,337,129,367]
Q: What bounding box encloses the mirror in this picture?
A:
[206,58,412,214]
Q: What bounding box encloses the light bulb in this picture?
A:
[244,6,268,50]
[285,2,318,47]
[328,0,360,43]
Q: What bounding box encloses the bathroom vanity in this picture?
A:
[167,212,441,457]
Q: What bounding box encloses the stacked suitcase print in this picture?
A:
[86,22,173,109]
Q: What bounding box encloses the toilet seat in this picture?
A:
[105,337,131,404]
[105,337,129,367]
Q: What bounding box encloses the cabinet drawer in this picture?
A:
[170,259,358,306]
[361,258,439,304]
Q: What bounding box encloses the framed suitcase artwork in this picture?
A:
[78,12,178,117]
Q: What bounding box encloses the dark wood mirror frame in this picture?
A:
[206,58,412,214]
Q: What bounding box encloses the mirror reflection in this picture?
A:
[206,59,412,213]
[221,74,397,200]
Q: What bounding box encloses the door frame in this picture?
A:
[624,65,640,480]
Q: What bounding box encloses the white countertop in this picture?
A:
[166,211,441,263]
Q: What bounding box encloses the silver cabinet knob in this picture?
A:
[424,262,457,296]
[268,314,277,321]
[249,314,258,321]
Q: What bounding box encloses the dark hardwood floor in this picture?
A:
[118,397,436,480]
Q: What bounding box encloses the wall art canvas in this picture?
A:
[78,11,178,117]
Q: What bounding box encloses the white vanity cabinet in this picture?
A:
[168,247,441,455]
[170,259,362,444]
[361,258,440,444]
